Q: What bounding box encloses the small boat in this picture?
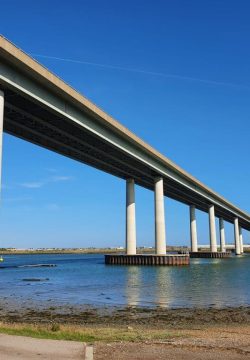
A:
[0,256,4,262]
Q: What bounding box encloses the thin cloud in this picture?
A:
[2,196,33,203]
[45,168,57,173]
[46,203,60,211]
[19,175,74,189]
[21,182,44,189]
[51,175,73,182]
[30,53,250,90]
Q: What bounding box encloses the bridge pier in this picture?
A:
[126,179,136,255]
[0,90,4,188]
[0,37,249,266]
[154,177,166,255]
[209,205,217,252]
[234,218,241,255]
[239,226,243,254]
[190,205,198,252]
[219,218,226,252]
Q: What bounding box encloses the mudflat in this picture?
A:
[1,304,250,327]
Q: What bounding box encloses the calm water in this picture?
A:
[0,254,250,309]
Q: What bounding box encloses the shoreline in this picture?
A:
[1,303,249,358]
[2,247,247,255]
[0,247,184,255]
[1,304,250,328]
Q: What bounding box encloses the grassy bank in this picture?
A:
[0,322,179,342]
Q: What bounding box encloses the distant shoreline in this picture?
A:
[1,247,249,255]
[0,247,187,255]
[0,248,152,255]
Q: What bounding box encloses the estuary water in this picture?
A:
[0,253,250,309]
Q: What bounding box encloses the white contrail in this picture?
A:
[30,53,250,89]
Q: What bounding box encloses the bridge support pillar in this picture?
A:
[209,205,217,252]
[126,179,136,255]
[234,218,241,255]
[154,177,166,255]
[190,205,198,252]
[239,226,243,254]
[219,218,226,252]
[0,90,3,189]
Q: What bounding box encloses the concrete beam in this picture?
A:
[126,179,136,255]
[154,177,166,255]
[190,205,198,252]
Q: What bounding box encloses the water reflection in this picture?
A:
[125,265,176,308]
[154,267,174,308]
[123,256,249,308]
[1,254,250,309]
[125,266,141,306]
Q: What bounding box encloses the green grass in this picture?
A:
[0,322,180,343]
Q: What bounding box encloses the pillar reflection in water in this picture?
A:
[124,258,249,308]
[125,266,175,308]
[125,266,141,307]
[154,267,174,308]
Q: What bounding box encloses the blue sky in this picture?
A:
[1,0,250,248]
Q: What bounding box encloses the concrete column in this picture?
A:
[234,218,241,255]
[154,177,166,255]
[190,205,198,252]
[126,179,136,255]
[209,205,217,252]
[239,226,243,254]
[0,90,4,190]
[219,218,226,252]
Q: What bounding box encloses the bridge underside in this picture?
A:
[2,86,249,230]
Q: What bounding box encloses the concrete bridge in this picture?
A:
[0,36,249,259]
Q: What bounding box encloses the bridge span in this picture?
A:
[0,36,249,257]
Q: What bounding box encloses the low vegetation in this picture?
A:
[0,322,180,342]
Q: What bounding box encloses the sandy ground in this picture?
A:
[0,334,85,360]
[94,326,250,359]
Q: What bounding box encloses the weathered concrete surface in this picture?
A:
[0,334,84,359]
[105,254,189,265]
[189,252,231,258]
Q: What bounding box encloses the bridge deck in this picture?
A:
[0,36,249,229]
